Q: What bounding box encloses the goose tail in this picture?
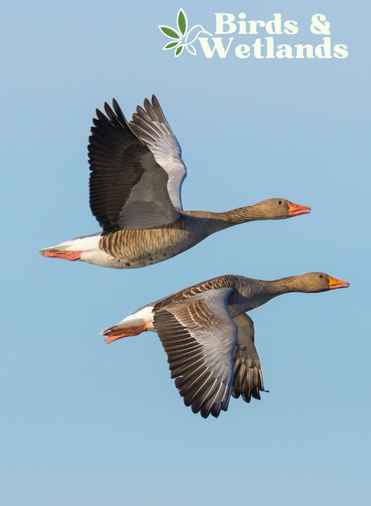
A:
[103,306,154,344]
[40,234,101,261]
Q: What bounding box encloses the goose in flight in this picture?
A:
[41,96,311,268]
[103,272,350,418]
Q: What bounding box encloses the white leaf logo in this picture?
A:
[159,8,212,57]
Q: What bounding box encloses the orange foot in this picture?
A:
[40,249,81,261]
[103,323,147,344]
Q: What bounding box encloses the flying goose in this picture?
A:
[41,96,310,268]
[103,272,350,418]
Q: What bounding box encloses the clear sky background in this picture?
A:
[1,1,370,504]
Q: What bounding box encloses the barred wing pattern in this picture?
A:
[154,288,237,418]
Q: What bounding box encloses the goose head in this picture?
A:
[291,272,350,293]
[251,198,311,220]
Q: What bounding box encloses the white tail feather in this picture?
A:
[103,306,154,336]
[41,234,100,253]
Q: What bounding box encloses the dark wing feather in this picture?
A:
[154,288,237,418]
[88,98,179,232]
[130,95,187,210]
[232,313,266,403]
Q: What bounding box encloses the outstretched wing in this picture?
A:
[88,97,183,232]
[130,95,186,210]
[154,288,237,419]
[232,313,265,402]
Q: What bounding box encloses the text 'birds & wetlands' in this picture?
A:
[159,10,349,60]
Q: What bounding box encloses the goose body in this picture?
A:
[41,95,310,268]
[103,272,350,418]
[45,213,225,269]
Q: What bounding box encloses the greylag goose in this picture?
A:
[103,272,350,418]
[41,96,310,268]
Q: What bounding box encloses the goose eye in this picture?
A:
[278,200,282,205]
[319,275,323,279]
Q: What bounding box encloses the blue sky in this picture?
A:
[1,1,370,504]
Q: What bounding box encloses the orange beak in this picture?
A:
[328,276,350,290]
[287,201,311,217]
